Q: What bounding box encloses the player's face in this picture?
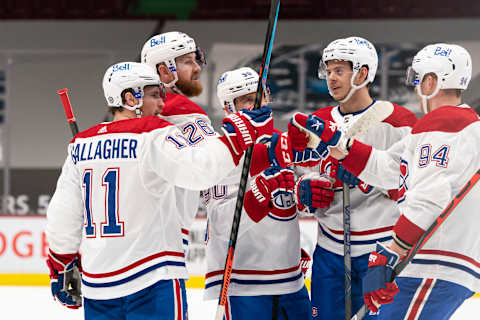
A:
[141,85,165,116]
[230,92,267,113]
[175,52,203,97]
[325,60,354,101]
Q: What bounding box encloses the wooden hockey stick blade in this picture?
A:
[345,100,394,140]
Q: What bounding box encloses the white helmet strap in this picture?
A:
[336,69,370,104]
[415,73,441,114]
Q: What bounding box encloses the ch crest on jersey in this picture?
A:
[269,191,296,221]
[397,158,409,204]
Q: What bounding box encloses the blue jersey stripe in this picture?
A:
[82,261,186,288]
[205,271,303,289]
[412,259,480,279]
[319,224,392,245]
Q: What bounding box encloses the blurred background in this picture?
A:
[1,2,480,317]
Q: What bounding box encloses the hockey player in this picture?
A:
[293,43,478,320]
[291,37,417,319]
[202,67,312,320]
[141,31,213,252]
[45,62,275,320]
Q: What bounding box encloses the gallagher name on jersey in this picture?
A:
[70,138,138,164]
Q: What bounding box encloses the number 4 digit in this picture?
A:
[432,145,450,168]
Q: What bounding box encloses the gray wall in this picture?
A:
[3,19,480,168]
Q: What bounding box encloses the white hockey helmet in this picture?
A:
[103,62,163,116]
[217,67,259,113]
[141,31,206,88]
[406,43,472,113]
[318,36,378,103]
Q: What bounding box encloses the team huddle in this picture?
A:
[44,31,480,320]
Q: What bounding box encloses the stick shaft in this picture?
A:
[343,182,352,320]
[351,168,480,320]
[57,88,79,136]
[215,1,281,318]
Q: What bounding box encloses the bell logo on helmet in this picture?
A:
[150,36,166,48]
[112,63,130,72]
[242,71,252,77]
[460,77,468,86]
[434,46,452,57]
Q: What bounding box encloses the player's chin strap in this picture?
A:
[122,101,143,118]
[415,82,441,114]
[330,72,370,104]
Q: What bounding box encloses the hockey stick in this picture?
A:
[342,100,393,320]
[343,181,352,320]
[214,1,281,319]
[351,168,480,320]
[57,88,80,136]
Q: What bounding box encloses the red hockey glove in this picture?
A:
[363,243,401,313]
[290,112,344,158]
[244,166,295,223]
[287,122,308,152]
[295,172,335,214]
[46,250,82,309]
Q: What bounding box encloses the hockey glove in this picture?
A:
[295,172,334,214]
[300,248,311,276]
[244,166,295,223]
[46,250,82,309]
[266,132,292,168]
[292,148,321,167]
[287,122,308,152]
[336,164,360,186]
[290,112,344,158]
[220,106,273,157]
[363,243,401,313]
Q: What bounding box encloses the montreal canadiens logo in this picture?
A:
[268,191,297,221]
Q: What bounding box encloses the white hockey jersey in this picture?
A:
[343,104,480,292]
[160,92,219,253]
[46,116,236,300]
[300,101,417,257]
[203,158,304,300]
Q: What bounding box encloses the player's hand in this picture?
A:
[363,243,401,313]
[221,106,273,156]
[244,166,295,222]
[290,112,346,159]
[295,172,334,214]
[46,250,82,309]
[292,148,321,167]
[265,132,292,168]
[336,163,360,186]
[287,122,308,152]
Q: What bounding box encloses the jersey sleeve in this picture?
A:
[45,149,84,254]
[342,135,409,190]
[144,125,237,190]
